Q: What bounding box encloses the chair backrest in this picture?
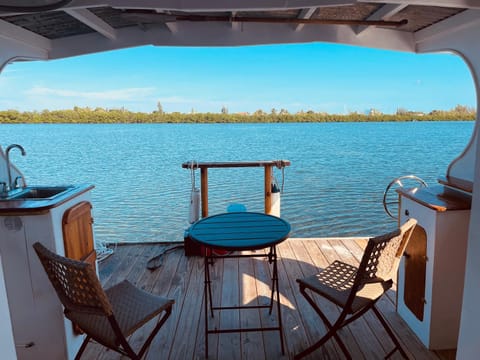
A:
[354,218,417,290]
[33,242,113,316]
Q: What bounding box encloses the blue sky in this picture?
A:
[0,42,476,114]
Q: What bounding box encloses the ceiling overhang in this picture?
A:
[0,1,474,61]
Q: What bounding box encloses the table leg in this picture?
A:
[204,247,285,357]
[269,246,285,355]
[268,246,276,313]
[273,246,285,354]
[206,257,214,318]
[204,255,209,358]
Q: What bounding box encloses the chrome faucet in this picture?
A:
[5,144,26,191]
[13,176,24,189]
[0,181,7,197]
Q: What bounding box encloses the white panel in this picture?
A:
[416,16,480,187]
[68,0,355,12]
[0,19,51,51]
[415,9,480,45]
[48,21,415,59]
[359,0,480,8]
[0,255,16,360]
[457,112,480,358]
[0,38,48,66]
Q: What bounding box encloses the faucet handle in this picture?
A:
[0,182,7,197]
[13,176,24,189]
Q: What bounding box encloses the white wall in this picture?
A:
[416,20,480,359]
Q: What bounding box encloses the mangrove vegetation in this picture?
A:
[0,104,475,124]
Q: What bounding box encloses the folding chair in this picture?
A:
[295,218,417,359]
[33,242,174,360]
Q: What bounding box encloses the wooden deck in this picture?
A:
[84,238,456,360]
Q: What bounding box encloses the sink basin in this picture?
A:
[6,186,73,200]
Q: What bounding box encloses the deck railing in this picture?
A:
[182,160,290,217]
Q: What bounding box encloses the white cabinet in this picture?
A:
[0,189,93,359]
[397,185,470,350]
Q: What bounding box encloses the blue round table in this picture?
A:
[189,211,291,250]
[189,211,291,358]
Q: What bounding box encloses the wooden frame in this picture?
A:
[182,160,290,217]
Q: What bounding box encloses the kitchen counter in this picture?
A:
[396,184,471,212]
[0,184,94,215]
[0,184,95,359]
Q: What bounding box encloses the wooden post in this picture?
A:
[265,165,272,214]
[201,167,208,218]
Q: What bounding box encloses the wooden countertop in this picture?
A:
[0,184,94,215]
[396,185,471,212]
[437,175,473,193]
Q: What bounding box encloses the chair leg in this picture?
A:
[74,335,91,360]
[295,286,351,360]
[294,324,353,360]
[137,307,173,358]
[371,305,409,359]
[117,334,141,360]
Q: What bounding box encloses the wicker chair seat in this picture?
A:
[298,260,392,313]
[67,280,173,348]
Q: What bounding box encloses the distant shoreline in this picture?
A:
[0,107,475,124]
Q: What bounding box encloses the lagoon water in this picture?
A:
[1,121,474,244]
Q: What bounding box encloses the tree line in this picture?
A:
[0,104,475,124]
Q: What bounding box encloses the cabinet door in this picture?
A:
[403,225,427,321]
[62,201,96,269]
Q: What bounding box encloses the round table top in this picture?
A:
[188,212,291,251]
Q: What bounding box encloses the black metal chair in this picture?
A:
[295,218,417,359]
[33,242,174,360]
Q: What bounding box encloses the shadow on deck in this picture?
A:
[84,238,456,360]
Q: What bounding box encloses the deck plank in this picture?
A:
[253,248,287,359]
[167,253,204,360]
[238,251,265,359]
[217,254,241,360]
[279,239,344,359]
[88,238,447,360]
[207,255,225,359]
[123,245,181,356]
[142,246,185,359]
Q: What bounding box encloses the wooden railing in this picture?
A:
[182,160,291,217]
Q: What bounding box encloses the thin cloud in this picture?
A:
[25,86,156,101]
[160,97,252,107]
[160,96,201,104]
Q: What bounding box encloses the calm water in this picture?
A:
[1,121,474,244]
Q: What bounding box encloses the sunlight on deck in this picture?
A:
[85,238,455,360]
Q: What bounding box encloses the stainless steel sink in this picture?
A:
[5,186,73,200]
